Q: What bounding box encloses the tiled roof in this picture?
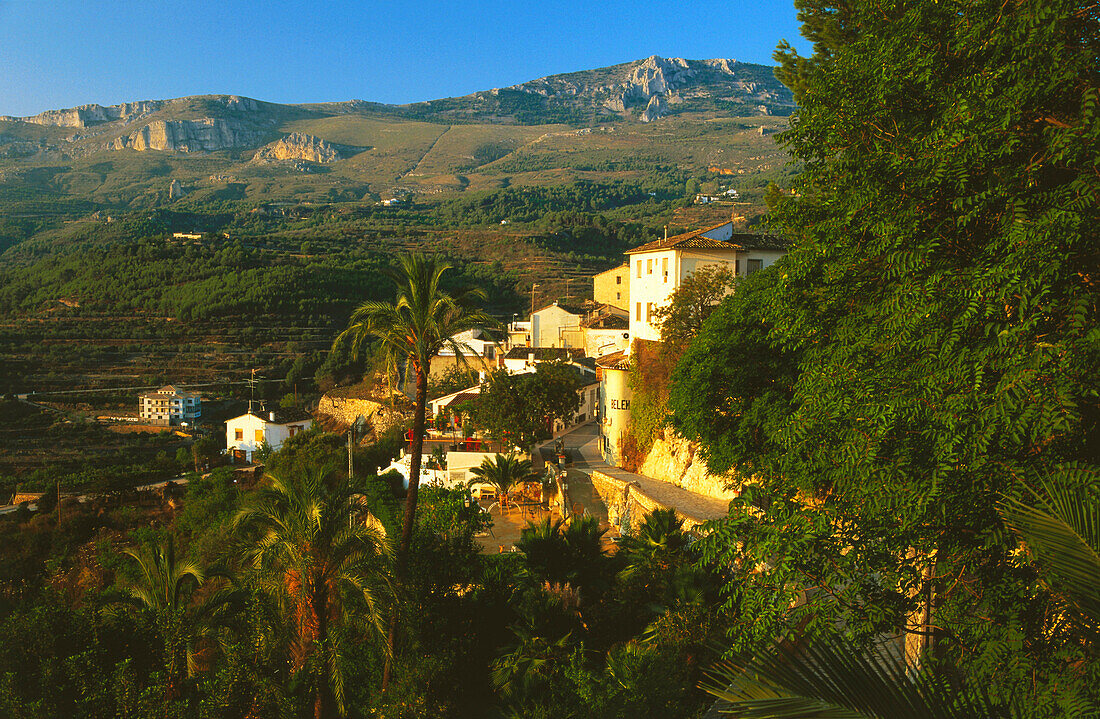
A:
[582,313,629,330]
[266,409,314,424]
[595,351,631,370]
[532,299,602,316]
[626,222,788,255]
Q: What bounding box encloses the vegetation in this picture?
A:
[335,253,498,689]
[471,362,584,449]
[670,0,1100,711]
[467,453,537,510]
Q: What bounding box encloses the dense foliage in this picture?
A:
[472,363,585,449]
[671,0,1099,710]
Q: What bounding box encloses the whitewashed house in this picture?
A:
[626,222,788,341]
[225,408,313,463]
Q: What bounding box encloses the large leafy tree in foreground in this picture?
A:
[670,0,1099,707]
[335,253,497,689]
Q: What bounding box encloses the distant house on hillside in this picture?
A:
[139,385,202,426]
[626,221,788,341]
[225,408,313,463]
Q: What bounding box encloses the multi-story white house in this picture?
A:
[625,222,788,341]
[139,385,202,426]
[225,408,313,463]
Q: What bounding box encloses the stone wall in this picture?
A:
[589,470,707,534]
[636,427,740,502]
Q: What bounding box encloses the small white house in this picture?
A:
[226,409,313,463]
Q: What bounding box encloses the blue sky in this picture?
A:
[0,0,810,116]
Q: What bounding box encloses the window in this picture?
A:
[747,259,763,275]
[647,258,653,274]
[255,429,264,443]
[637,261,642,278]
[735,259,741,276]
[289,425,302,437]
[616,292,621,301]
[234,429,243,441]
[635,302,642,321]
[646,302,653,322]
[616,275,622,285]
[662,257,668,282]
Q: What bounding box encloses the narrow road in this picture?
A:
[559,423,731,524]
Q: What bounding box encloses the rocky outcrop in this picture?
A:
[252,132,341,163]
[1,100,163,128]
[316,394,409,439]
[113,118,269,152]
[637,428,740,501]
[640,95,666,122]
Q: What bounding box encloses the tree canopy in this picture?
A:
[472,363,585,449]
[670,0,1099,707]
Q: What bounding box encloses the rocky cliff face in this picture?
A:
[500,55,793,122]
[1,100,164,128]
[637,427,741,501]
[252,132,342,163]
[113,118,269,152]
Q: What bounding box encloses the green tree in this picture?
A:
[468,453,537,512]
[335,253,497,689]
[233,467,391,718]
[472,363,583,449]
[121,536,234,707]
[670,0,1099,704]
[650,263,737,351]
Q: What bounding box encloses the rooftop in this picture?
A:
[626,221,788,255]
[595,350,631,370]
[582,313,629,330]
[230,408,314,425]
[504,347,588,361]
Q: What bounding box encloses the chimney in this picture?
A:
[269,411,275,422]
[664,225,668,241]
[528,352,535,363]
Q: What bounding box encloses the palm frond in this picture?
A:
[997,467,1100,629]
[703,633,1011,719]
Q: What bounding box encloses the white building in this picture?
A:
[595,350,634,467]
[225,409,313,463]
[626,222,788,341]
[430,328,499,380]
[139,385,202,426]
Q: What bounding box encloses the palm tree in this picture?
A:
[122,536,233,705]
[233,467,391,719]
[619,507,690,577]
[336,253,497,688]
[468,453,537,512]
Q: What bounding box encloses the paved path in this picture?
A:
[559,423,731,523]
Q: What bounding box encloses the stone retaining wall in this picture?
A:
[589,470,707,534]
[637,428,740,501]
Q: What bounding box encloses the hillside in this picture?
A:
[0,56,792,246]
